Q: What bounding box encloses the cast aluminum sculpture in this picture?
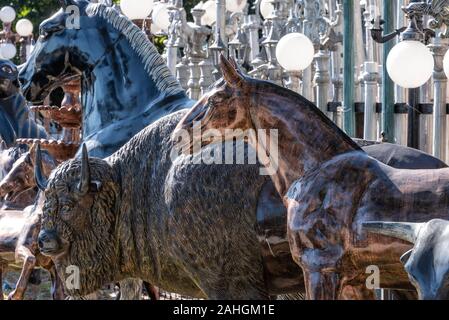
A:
[0,59,47,148]
[364,219,449,300]
[20,1,449,300]
[175,55,449,299]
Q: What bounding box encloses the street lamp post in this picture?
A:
[0,6,34,63]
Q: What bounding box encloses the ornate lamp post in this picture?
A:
[276,32,315,92]
[371,0,441,150]
[0,6,34,63]
[314,1,342,117]
[120,0,154,36]
[229,13,249,66]
[186,8,211,99]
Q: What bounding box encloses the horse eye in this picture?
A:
[61,205,71,212]
[39,28,50,40]
[1,66,13,74]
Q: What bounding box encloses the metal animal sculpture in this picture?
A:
[364,219,449,300]
[0,59,47,148]
[19,0,193,158]
[0,145,27,182]
[175,55,449,299]
[0,195,65,300]
[35,108,448,300]
[36,114,274,299]
[0,144,57,210]
[20,2,447,299]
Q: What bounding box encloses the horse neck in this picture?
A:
[0,94,26,119]
[250,89,361,196]
[81,37,184,137]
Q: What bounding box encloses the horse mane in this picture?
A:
[85,3,183,97]
[251,78,362,151]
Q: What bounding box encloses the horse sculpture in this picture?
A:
[19,0,193,158]
[0,59,47,148]
[19,1,448,300]
[0,144,57,210]
[0,191,65,300]
[175,55,449,299]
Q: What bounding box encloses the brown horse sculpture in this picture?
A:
[0,196,64,300]
[174,55,449,300]
[0,143,57,210]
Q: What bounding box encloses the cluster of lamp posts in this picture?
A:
[0,6,34,60]
[0,1,446,90]
[119,0,441,90]
[120,0,315,73]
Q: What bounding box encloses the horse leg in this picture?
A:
[8,247,36,300]
[143,282,159,300]
[301,268,341,300]
[47,264,65,300]
[340,284,376,300]
[119,279,143,300]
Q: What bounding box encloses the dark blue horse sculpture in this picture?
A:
[20,0,193,158]
[0,59,47,148]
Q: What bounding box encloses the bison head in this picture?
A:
[37,144,120,297]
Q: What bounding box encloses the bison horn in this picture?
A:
[362,221,424,244]
[77,144,91,195]
[34,144,48,191]
[219,54,244,87]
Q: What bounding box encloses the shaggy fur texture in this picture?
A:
[42,110,269,299]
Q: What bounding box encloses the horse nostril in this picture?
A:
[38,239,44,249]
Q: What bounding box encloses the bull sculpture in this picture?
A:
[364,220,449,300]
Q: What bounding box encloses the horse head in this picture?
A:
[174,55,253,152]
[19,0,116,103]
[0,143,56,202]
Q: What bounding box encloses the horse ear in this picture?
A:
[219,54,244,87]
[29,142,38,161]
[0,140,6,151]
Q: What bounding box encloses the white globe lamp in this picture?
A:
[16,19,34,37]
[0,6,16,23]
[386,40,434,89]
[276,33,315,71]
[202,0,217,26]
[121,0,154,20]
[260,0,273,19]
[0,43,17,60]
[226,0,247,13]
[152,2,170,32]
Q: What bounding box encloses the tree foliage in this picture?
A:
[0,0,200,33]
